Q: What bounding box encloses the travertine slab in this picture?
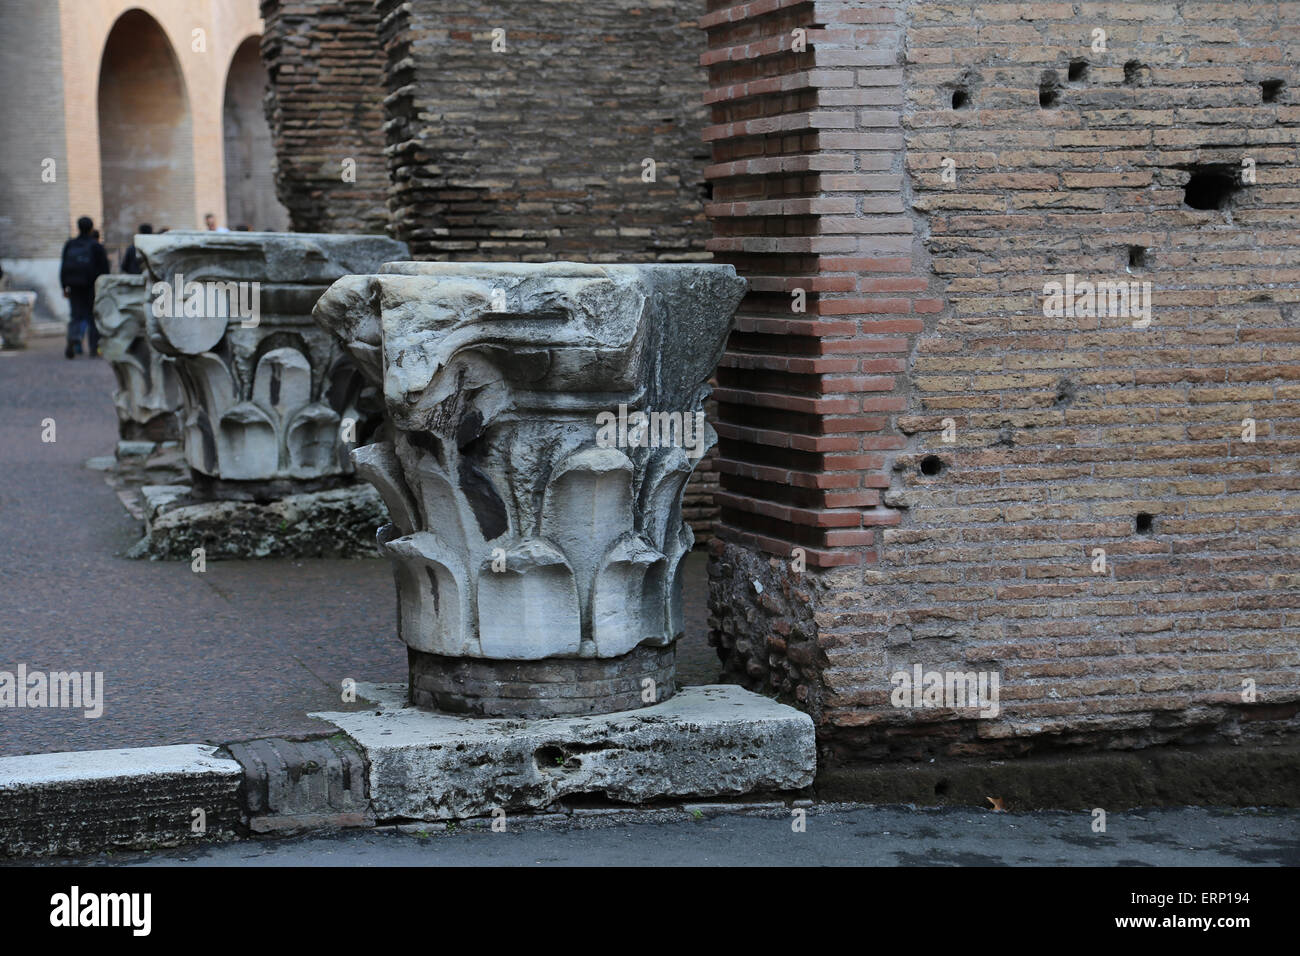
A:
[0,745,242,857]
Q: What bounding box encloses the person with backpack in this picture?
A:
[60,216,110,359]
[119,222,152,275]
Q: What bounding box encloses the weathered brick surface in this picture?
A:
[376,0,713,263]
[260,0,390,234]
[704,0,1300,757]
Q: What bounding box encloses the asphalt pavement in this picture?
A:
[61,805,1300,866]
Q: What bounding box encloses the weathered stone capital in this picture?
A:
[314,262,745,714]
[134,231,408,487]
[0,291,35,350]
[93,274,181,441]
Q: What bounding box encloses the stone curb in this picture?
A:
[226,735,374,834]
[0,685,820,857]
[0,745,244,858]
[5,733,1295,858]
[0,736,380,858]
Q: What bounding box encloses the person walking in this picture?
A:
[59,216,110,359]
[119,223,152,275]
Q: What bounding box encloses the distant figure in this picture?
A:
[59,216,110,359]
[204,212,229,233]
[119,223,153,275]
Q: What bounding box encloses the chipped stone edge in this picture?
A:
[311,684,820,822]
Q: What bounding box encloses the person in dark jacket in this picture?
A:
[59,216,110,359]
[119,222,152,275]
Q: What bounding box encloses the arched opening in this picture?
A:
[223,36,289,232]
[97,10,195,261]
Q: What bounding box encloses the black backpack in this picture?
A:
[62,239,96,287]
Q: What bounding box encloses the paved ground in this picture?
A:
[0,335,719,756]
[57,805,1300,866]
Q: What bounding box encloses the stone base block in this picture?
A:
[0,745,243,857]
[408,643,677,717]
[116,439,158,459]
[313,683,816,821]
[128,483,388,560]
[227,737,374,834]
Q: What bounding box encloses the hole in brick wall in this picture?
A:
[1054,378,1076,407]
[1123,61,1151,87]
[934,780,950,796]
[1068,58,1089,82]
[1262,79,1285,103]
[1183,166,1241,210]
[1039,71,1061,108]
[700,180,713,201]
[920,455,944,477]
[951,87,969,109]
[1128,245,1147,269]
[1135,512,1154,534]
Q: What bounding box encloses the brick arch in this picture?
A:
[222,33,289,231]
[97,7,196,258]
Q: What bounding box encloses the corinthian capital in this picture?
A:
[135,231,408,489]
[315,262,745,715]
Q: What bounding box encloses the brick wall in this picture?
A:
[260,0,390,234]
[375,0,714,263]
[704,0,1300,758]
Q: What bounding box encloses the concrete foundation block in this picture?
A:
[314,683,816,821]
[0,745,243,857]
